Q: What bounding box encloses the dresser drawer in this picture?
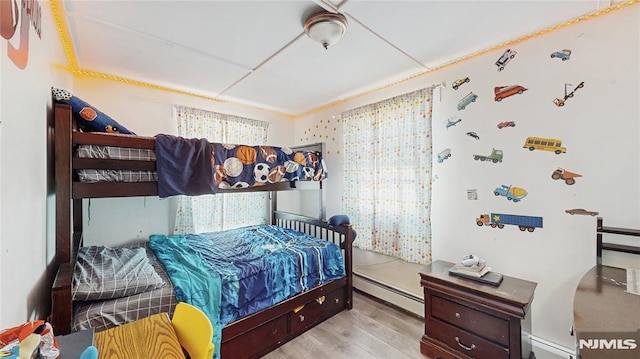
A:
[431,295,509,346]
[421,335,472,359]
[430,318,510,359]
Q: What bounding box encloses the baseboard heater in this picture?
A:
[530,335,576,358]
[353,271,424,304]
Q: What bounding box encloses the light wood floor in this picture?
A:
[262,290,426,359]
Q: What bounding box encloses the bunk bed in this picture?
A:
[49,103,354,359]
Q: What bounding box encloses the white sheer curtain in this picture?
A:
[173,106,269,234]
[342,87,433,264]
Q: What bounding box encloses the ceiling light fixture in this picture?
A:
[303,11,348,50]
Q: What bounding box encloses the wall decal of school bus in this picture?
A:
[523,137,566,154]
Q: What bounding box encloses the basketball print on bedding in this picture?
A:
[236,146,257,165]
[293,152,306,166]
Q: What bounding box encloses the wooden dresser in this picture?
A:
[420,260,537,359]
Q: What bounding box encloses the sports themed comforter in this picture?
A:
[155,135,327,198]
[149,224,345,358]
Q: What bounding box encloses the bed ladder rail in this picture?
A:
[596,217,640,265]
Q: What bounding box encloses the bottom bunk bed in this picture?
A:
[50,211,353,358]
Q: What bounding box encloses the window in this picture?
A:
[341,87,434,264]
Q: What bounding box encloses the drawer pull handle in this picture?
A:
[455,337,476,351]
[334,298,340,304]
[299,315,305,322]
[455,312,461,318]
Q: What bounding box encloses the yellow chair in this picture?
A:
[171,302,215,359]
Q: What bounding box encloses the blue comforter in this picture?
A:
[149,225,345,358]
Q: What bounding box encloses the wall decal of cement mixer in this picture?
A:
[493,184,527,202]
[551,167,581,185]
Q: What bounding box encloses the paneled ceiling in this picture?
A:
[59,0,614,117]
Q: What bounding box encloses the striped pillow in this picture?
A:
[72,246,165,301]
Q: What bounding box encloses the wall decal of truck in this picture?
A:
[553,82,584,107]
[551,168,581,185]
[493,185,527,202]
[523,137,566,154]
[473,148,503,163]
[437,148,452,163]
[476,213,543,232]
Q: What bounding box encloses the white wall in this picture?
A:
[296,6,639,350]
[0,0,72,329]
[72,78,296,246]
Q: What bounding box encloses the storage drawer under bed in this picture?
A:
[221,314,288,358]
[290,287,345,334]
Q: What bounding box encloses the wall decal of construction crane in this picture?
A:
[553,82,584,107]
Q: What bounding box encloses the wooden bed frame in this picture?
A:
[573,218,640,358]
[49,103,353,358]
[596,217,640,265]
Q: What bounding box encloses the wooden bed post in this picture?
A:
[55,104,72,264]
[342,222,354,310]
[51,104,74,334]
[596,217,603,265]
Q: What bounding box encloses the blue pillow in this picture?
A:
[328,215,357,240]
[329,215,351,227]
[51,87,135,134]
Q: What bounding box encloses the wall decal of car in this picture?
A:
[495,49,517,71]
[565,208,599,216]
[446,117,462,129]
[457,92,478,110]
[494,85,527,101]
[466,131,480,140]
[551,49,571,61]
[452,77,470,90]
[497,121,516,129]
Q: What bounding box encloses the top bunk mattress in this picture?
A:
[77,144,157,183]
[75,140,327,197]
